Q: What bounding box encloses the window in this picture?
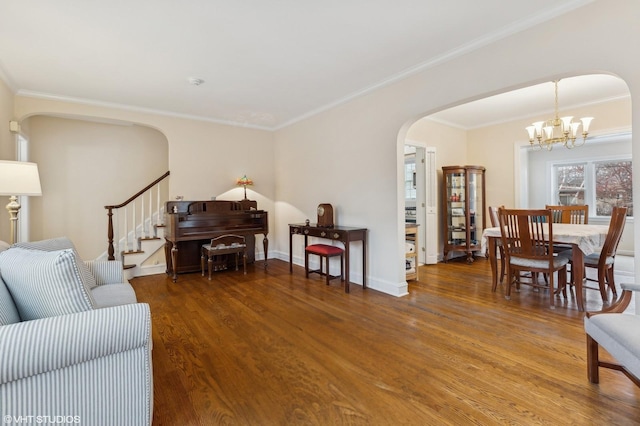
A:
[595,160,632,215]
[555,164,585,206]
[552,159,633,217]
[404,154,416,200]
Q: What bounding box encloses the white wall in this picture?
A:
[0,78,14,159]
[274,0,640,296]
[526,134,634,255]
[405,118,467,261]
[468,98,632,210]
[8,0,640,301]
[0,77,16,240]
[26,115,169,259]
[527,137,630,208]
[408,95,634,256]
[14,96,277,260]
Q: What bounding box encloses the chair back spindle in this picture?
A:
[545,204,589,224]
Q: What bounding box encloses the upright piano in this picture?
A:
[164,200,268,282]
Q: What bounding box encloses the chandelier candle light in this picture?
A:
[236,175,253,200]
[525,80,594,151]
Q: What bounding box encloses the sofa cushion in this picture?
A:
[13,237,98,290]
[0,248,96,321]
[91,283,137,308]
[510,255,569,269]
[0,274,20,325]
[12,236,75,251]
[585,313,640,381]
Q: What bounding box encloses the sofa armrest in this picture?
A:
[0,303,153,424]
[620,282,640,292]
[85,259,125,285]
[0,303,151,384]
[586,283,640,317]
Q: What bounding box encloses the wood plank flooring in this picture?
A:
[130,258,639,425]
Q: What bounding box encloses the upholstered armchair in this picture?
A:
[584,283,640,387]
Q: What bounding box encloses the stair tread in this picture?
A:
[122,250,144,255]
[140,237,161,241]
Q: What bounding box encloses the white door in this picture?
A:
[405,142,437,265]
[424,147,437,264]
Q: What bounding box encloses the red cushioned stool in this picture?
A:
[305,244,344,286]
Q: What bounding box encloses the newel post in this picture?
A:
[106,206,115,260]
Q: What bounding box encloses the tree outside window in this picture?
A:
[595,160,633,216]
[555,164,585,206]
[553,160,633,217]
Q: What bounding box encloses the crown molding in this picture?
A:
[275,0,595,130]
[8,1,595,133]
[15,89,274,131]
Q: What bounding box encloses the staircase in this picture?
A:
[120,222,168,279]
[101,171,170,279]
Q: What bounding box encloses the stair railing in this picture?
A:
[105,171,170,261]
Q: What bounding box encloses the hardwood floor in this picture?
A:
[131,258,639,425]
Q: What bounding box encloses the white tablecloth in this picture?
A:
[482,223,609,256]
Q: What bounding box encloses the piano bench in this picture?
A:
[201,235,247,280]
[305,244,344,286]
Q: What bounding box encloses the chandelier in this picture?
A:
[525,80,593,150]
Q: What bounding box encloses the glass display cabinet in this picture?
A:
[441,165,486,263]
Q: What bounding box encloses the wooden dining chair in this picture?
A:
[545,205,589,260]
[545,204,589,224]
[498,208,569,309]
[488,206,506,284]
[567,206,627,303]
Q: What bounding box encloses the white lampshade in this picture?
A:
[532,121,544,135]
[570,121,581,138]
[525,126,536,140]
[0,161,42,196]
[560,116,573,132]
[580,117,594,133]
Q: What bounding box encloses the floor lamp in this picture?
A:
[0,161,42,244]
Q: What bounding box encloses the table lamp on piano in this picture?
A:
[236,175,253,200]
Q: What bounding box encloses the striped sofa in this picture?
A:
[0,238,153,425]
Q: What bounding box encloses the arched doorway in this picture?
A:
[399,73,631,278]
[20,114,169,259]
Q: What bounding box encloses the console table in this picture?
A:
[289,223,367,293]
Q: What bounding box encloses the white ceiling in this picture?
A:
[428,74,630,130]
[0,0,625,130]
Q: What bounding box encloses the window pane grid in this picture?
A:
[554,164,585,206]
[553,160,632,217]
[405,161,416,200]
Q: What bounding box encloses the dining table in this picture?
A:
[482,223,609,311]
